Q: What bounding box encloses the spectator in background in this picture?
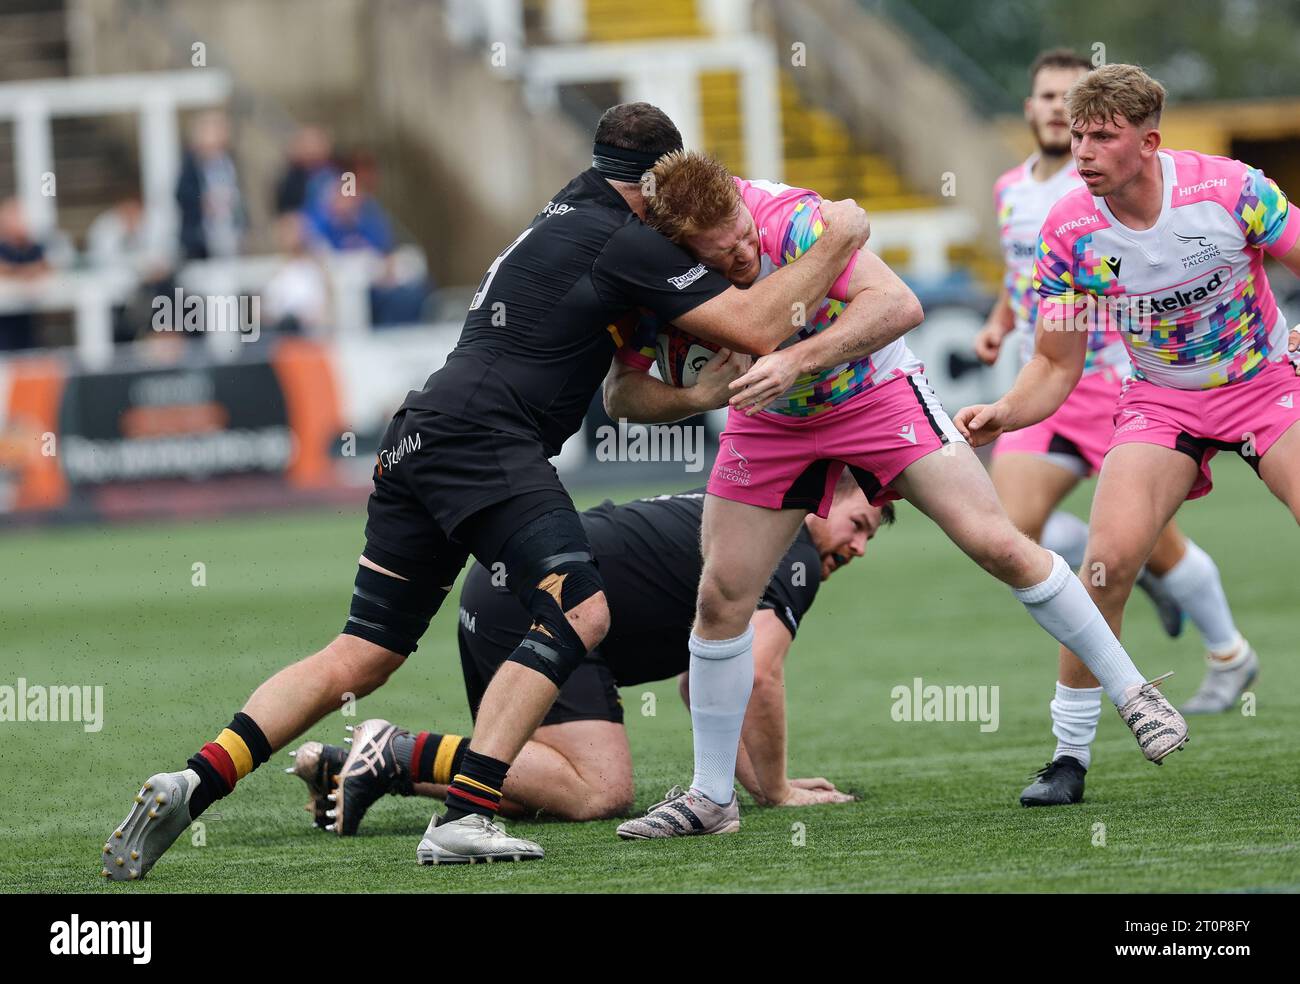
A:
[303,150,395,253]
[0,198,51,351]
[275,125,335,216]
[87,193,179,344]
[176,110,244,260]
[303,150,435,325]
[87,193,174,271]
[263,212,331,335]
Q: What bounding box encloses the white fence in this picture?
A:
[0,70,232,243]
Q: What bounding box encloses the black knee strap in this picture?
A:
[341,565,447,657]
[507,558,605,687]
[512,549,595,592]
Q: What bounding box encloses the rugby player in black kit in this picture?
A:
[289,479,891,832]
[100,102,871,877]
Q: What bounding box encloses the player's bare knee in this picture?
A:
[972,524,1037,584]
[564,780,634,821]
[695,574,750,633]
[565,590,611,650]
[323,634,404,696]
[1082,539,1142,592]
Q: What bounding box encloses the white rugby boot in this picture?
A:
[416,813,544,864]
[101,770,199,881]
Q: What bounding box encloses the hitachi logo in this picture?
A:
[1133,268,1229,315]
[1179,178,1227,197]
[1054,214,1099,237]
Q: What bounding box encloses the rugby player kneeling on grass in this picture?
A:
[290,475,887,833]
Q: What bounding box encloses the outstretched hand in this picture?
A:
[953,402,1010,447]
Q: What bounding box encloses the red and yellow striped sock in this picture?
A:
[186,712,272,819]
[443,749,508,822]
[410,732,469,786]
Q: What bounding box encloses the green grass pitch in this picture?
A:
[2,463,1297,893]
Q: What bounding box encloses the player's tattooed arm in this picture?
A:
[726,249,924,415]
[602,351,747,423]
[955,301,1086,446]
[674,199,871,355]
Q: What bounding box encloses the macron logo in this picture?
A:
[1054,214,1099,238]
[898,423,918,445]
[1279,394,1294,409]
[668,264,708,290]
[1179,178,1227,197]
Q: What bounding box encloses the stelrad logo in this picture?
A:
[49,914,151,964]
[1132,266,1231,316]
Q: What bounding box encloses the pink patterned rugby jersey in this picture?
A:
[735,178,921,416]
[995,155,1128,374]
[615,178,923,414]
[1034,150,1299,390]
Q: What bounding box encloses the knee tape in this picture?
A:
[342,565,447,657]
[507,554,605,687]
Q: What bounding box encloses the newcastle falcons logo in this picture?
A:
[1174,231,1214,248]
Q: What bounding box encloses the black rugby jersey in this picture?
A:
[403,169,731,456]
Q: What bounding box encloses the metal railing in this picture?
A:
[0,70,232,243]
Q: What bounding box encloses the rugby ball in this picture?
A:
[654,327,720,387]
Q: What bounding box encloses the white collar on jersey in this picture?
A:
[1094,151,1176,240]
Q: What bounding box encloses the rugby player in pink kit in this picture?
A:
[611,150,1186,841]
[979,51,1251,808]
[959,65,1300,771]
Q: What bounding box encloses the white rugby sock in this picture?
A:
[1050,682,1103,769]
[1156,539,1239,653]
[688,626,754,806]
[1013,552,1145,706]
[1041,511,1089,570]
